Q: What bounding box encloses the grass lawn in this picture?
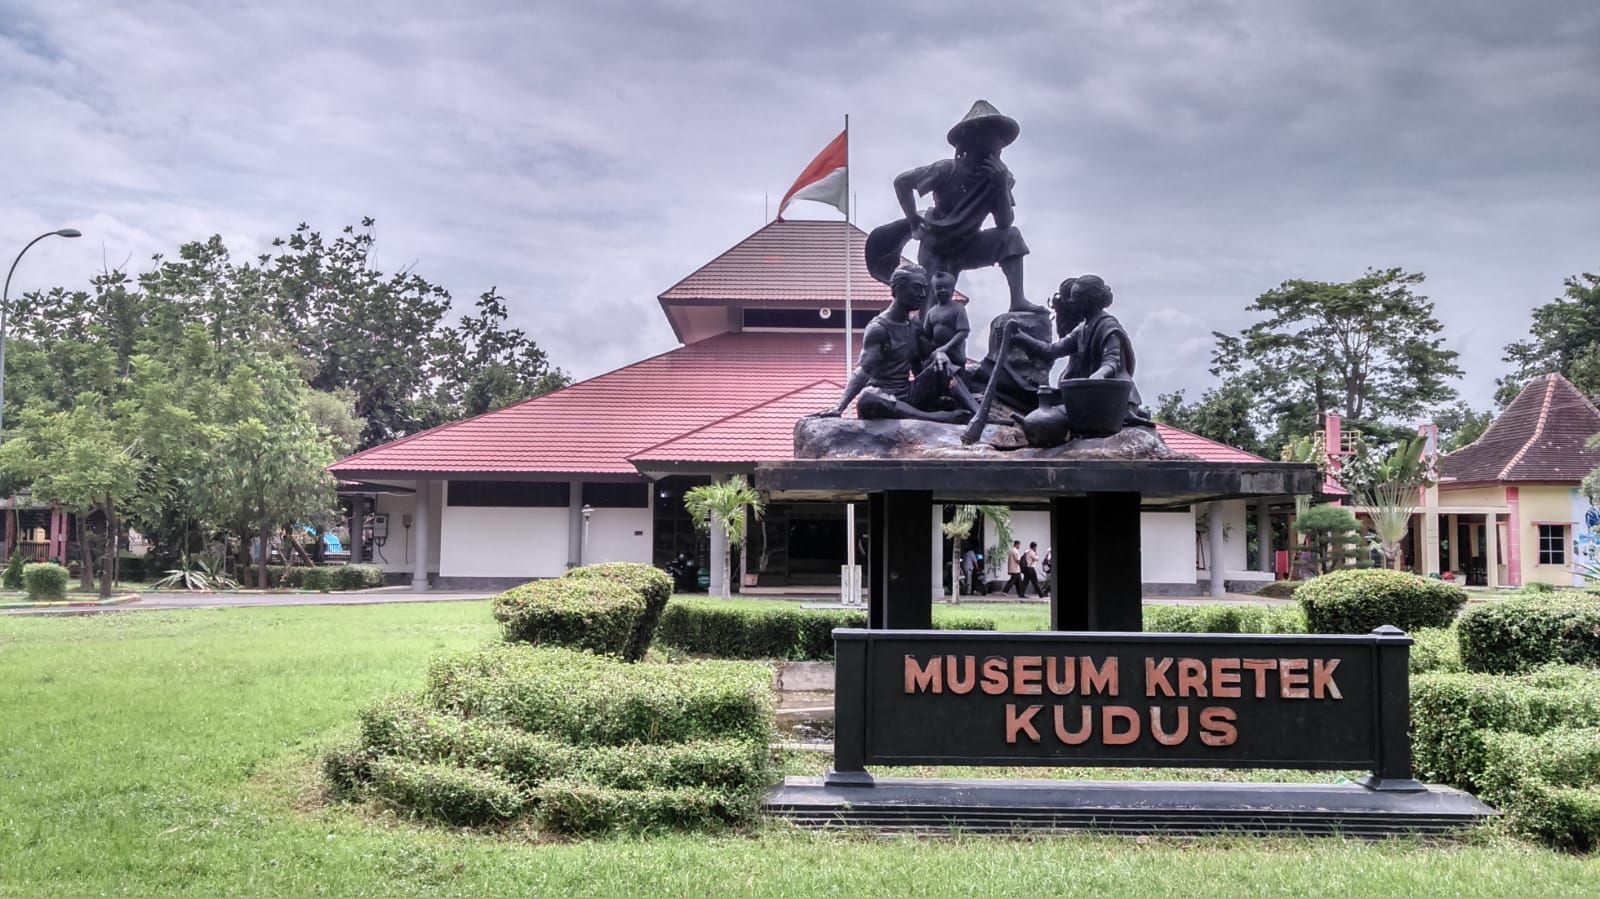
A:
[682,594,1054,632]
[1,602,1597,897]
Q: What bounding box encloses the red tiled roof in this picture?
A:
[329,332,861,478]
[631,380,844,465]
[1441,373,1600,484]
[659,219,890,306]
[1152,425,1267,464]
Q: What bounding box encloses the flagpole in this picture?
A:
[842,113,858,606]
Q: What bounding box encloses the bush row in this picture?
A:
[238,564,383,590]
[1407,627,1464,674]
[1142,603,1305,634]
[492,562,673,662]
[1480,728,1600,851]
[1295,568,1466,634]
[654,600,998,661]
[22,562,69,601]
[327,645,775,835]
[1457,593,1600,674]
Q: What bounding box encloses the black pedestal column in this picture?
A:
[1050,492,1142,632]
[868,490,933,630]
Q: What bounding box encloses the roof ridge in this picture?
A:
[1153,422,1272,463]
[627,377,843,459]
[1498,375,1557,480]
[656,219,868,302]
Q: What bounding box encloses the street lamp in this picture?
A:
[580,504,594,566]
[2,229,83,442]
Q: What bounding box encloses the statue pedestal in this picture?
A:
[794,416,1175,461]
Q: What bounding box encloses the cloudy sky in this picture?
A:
[4,0,1597,412]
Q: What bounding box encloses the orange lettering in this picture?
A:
[1313,658,1342,700]
[1006,703,1042,743]
[904,656,941,694]
[1241,659,1277,698]
[1279,658,1309,699]
[981,657,1009,695]
[1046,656,1076,695]
[1013,655,1043,695]
[1054,705,1092,744]
[1211,658,1241,699]
[1177,658,1208,697]
[1145,657,1175,697]
[1199,706,1238,746]
[946,655,976,694]
[1082,657,1119,696]
[1150,706,1190,746]
[1102,705,1140,745]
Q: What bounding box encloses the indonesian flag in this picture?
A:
[776,129,847,219]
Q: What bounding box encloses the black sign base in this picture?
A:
[766,777,1495,837]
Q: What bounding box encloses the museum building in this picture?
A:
[328,219,1294,594]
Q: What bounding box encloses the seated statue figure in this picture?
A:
[813,264,972,424]
[918,271,981,418]
[1005,274,1153,434]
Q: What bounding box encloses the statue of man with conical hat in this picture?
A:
[866,100,1038,314]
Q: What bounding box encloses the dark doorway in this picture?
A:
[652,476,711,592]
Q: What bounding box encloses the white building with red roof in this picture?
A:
[330,220,1289,594]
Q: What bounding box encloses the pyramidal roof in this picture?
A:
[659,219,888,306]
[1440,373,1600,484]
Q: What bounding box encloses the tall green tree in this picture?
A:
[1211,268,1462,440]
[1433,402,1494,453]
[1499,271,1600,405]
[1153,380,1264,456]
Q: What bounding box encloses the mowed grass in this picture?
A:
[0,603,1596,897]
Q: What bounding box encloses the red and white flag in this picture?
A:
[776,129,847,219]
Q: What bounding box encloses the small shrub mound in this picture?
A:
[492,578,645,658]
[655,600,996,660]
[563,562,673,662]
[326,645,774,835]
[1408,627,1464,674]
[1142,604,1305,634]
[1457,594,1600,675]
[1295,568,1466,634]
[1252,579,1303,600]
[22,562,69,601]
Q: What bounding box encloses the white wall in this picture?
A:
[1141,510,1197,584]
[440,503,570,578]
[1198,500,1249,576]
[583,508,653,566]
[368,486,441,574]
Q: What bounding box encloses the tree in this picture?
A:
[682,476,765,599]
[1499,272,1600,405]
[1211,269,1462,440]
[429,289,572,418]
[942,505,1012,602]
[1359,437,1431,570]
[1434,402,1494,453]
[1294,505,1363,575]
[1153,380,1264,456]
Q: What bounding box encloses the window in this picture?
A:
[447,481,569,508]
[1538,524,1567,565]
[582,482,649,509]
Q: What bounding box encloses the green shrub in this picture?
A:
[655,599,997,660]
[935,613,998,632]
[4,548,29,590]
[563,562,673,661]
[1409,627,1464,674]
[1457,594,1600,674]
[22,562,69,601]
[1410,667,1600,789]
[1142,603,1305,634]
[492,578,645,657]
[536,781,755,835]
[1295,568,1466,634]
[331,564,383,591]
[1522,581,1557,594]
[1480,728,1600,850]
[298,567,333,592]
[571,739,768,791]
[425,645,773,747]
[367,757,525,826]
[1253,579,1302,600]
[321,740,373,799]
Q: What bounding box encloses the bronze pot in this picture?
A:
[1057,378,1132,437]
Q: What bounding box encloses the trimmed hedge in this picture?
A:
[536,781,753,836]
[238,564,384,590]
[425,645,773,746]
[1411,666,1600,790]
[367,757,525,826]
[492,578,645,657]
[1142,603,1305,634]
[655,600,997,660]
[563,562,673,662]
[1480,728,1600,851]
[1457,594,1600,674]
[22,562,69,601]
[1295,568,1466,634]
[1408,627,1464,674]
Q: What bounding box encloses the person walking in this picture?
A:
[1040,547,1052,597]
[961,547,985,595]
[1001,540,1026,596]
[1020,541,1044,597]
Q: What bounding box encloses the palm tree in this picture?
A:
[683,476,766,599]
[1360,437,1430,570]
[943,504,1012,603]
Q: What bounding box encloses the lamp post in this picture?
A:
[580,504,594,566]
[2,229,83,442]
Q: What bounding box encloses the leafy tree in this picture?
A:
[1212,268,1462,440]
[683,476,765,599]
[1434,402,1494,453]
[429,289,572,419]
[1293,504,1363,576]
[1499,272,1600,405]
[1153,380,1264,456]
